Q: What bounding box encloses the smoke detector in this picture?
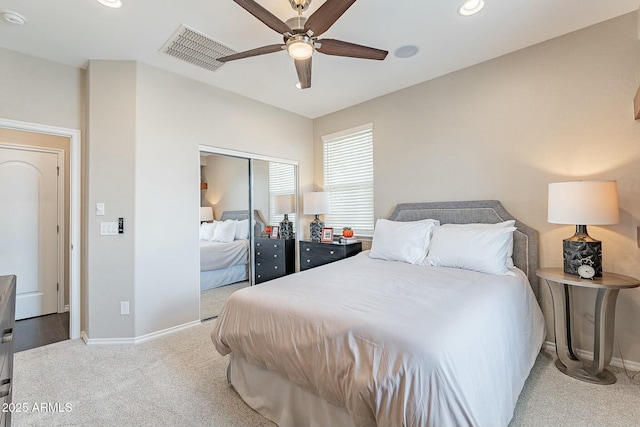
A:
[1,10,27,25]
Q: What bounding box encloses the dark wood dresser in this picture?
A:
[255,238,295,284]
[299,240,362,271]
[0,275,16,427]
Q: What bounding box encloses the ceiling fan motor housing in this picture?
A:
[286,15,307,32]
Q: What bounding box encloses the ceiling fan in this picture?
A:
[217,0,388,89]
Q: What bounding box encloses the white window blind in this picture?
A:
[268,162,296,227]
[322,124,374,236]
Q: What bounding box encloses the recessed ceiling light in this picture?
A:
[394,45,419,59]
[1,10,27,25]
[96,0,122,8]
[458,0,485,16]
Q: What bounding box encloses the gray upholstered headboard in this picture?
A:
[388,201,539,299]
[220,210,267,235]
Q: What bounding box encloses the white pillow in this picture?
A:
[212,220,237,243]
[426,226,516,275]
[369,218,440,265]
[441,221,516,268]
[234,219,250,240]
[199,222,216,241]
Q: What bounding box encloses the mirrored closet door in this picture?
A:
[198,148,298,320]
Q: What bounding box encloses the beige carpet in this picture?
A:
[12,320,640,426]
[201,282,248,320]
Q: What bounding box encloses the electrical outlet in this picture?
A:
[120,301,130,315]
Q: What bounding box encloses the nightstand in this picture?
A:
[299,240,362,271]
[536,267,640,384]
[255,238,295,284]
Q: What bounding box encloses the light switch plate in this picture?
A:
[100,222,118,236]
[96,202,105,216]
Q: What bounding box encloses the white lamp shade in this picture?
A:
[274,194,295,215]
[303,192,331,215]
[200,206,214,222]
[548,181,619,225]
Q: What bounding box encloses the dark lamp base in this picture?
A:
[562,225,602,277]
[310,216,324,243]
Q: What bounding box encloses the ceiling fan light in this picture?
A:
[287,38,314,60]
[458,0,484,16]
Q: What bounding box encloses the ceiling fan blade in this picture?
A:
[295,57,312,89]
[304,0,357,37]
[317,39,388,60]
[233,0,291,35]
[217,44,284,62]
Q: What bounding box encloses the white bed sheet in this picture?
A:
[212,251,545,427]
[200,239,248,272]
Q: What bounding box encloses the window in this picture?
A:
[322,124,374,236]
[268,161,296,228]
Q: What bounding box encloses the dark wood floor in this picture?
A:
[14,312,70,353]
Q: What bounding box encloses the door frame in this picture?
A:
[0,118,81,340]
[0,143,65,315]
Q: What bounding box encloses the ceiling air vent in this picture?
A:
[161,24,236,72]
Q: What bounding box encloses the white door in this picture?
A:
[0,146,60,319]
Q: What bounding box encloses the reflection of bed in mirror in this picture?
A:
[200,210,266,291]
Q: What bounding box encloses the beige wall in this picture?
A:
[202,154,250,218]
[314,13,640,363]
[133,62,312,337]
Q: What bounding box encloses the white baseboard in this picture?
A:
[543,341,640,372]
[64,304,70,312]
[81,319,201,345]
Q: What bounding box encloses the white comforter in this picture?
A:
[200,239,248,272]
[212,251,545,427]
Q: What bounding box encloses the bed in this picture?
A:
[200,210,266,291]
[212,201,546,427]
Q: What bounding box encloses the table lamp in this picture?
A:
[548,180,619,277]
[303,192,331,242]
[200,206,214,223]
[275,194,295,239]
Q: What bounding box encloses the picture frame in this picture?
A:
[270,225,280,239]
[321,227,334,243]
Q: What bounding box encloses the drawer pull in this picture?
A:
[306,248,310,251]
[306,259,311,263]
[257,243,261,247]
[274,266,278,269]
[0,379,10,398]
[257,252,261,256]
[273,244,278,248]
[1,328,12,344]
[274,254,278,258]
[257,262,261,266]
[257,274,261,278]
[330,250,334,255]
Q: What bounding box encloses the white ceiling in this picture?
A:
[0,0,637,118]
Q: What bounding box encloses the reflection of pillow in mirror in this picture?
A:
[369,218,439,265]
[199,222,216,241]
[212,220,237,243]
[235,219,250,240]
[426,226,516,275]
[441,221,516,268]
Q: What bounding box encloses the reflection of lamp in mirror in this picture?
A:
[303,192,331,242]
[200,206,213,223]
[548,180,619,277]
[275,194,295,239]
